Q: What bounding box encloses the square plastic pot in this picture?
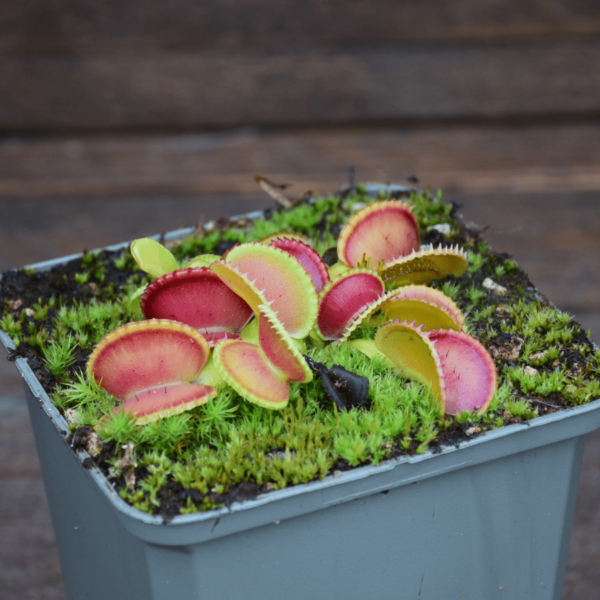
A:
[2,214,599,600]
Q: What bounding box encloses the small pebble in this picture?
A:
[524,366,539,377]
[427,223,452,236]
[483,278,508,296]
[8,299,23,311]
[465,426,481,435]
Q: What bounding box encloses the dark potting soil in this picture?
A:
[1,193,598,518]
[1,249,138,392]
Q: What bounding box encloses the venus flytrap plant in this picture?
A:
[130,237,180,278]
[141,267,254,346]
[96,200,494,423]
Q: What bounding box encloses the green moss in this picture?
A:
[51,299,136,350]
[440,281,460,300]
[506,366,567,397]
[0,313,22,345]
[466,285,487,305]
[247,197,340,240]
[100,408,141,445]
[42,335,77,380]
[504,399,538,420]
[466,251,485,275]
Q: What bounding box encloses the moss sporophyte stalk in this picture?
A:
[2,187,599,516]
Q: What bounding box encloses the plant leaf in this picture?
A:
[88,320,216,424]
[122,383,217,425]
[213,339,290,409]
[87,319,211,401]
[337,200,420,267]
[428,330,497,415]
[183,254,222,268]
[316,269,385,340]
[223,243,319,339]
[380,246,468,287]
[380,285,465,331]
[130,238,179,278]
[140,267,253,342]
[375,321,446,413]
[258,305,312,383]
[265,236,330,293]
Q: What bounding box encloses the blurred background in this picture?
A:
[1,1,599,598]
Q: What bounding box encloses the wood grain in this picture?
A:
[2,41,600,130]
[2,0,600,56]
[454,192,600,316]
[2,124,600,197]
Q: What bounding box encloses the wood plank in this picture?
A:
[0,474,66,600]
[2,0,600,56]
[2,124,600,197]
[562,428,600,600]
[454,192,600,317]
[2,41,600,130]
[0,195,274,273]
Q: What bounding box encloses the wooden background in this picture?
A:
[2,0,600,131]
[1,1,599,598]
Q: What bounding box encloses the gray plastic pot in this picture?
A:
[2,214,600,600]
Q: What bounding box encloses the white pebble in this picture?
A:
[427,223,452,235]
[483,278,508,296]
